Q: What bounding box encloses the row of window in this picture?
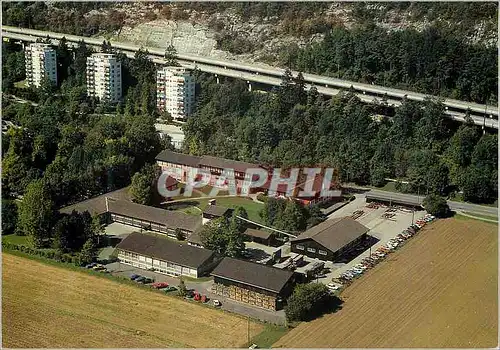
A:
[295,245,328,255]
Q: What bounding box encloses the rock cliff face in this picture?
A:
[92,2,496,65]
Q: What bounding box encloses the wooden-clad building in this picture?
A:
[211,257,296,310]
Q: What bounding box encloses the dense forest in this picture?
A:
[2,2,497,104]
[182,71,497,204]
[281,26,497,104]
[2,40,170,251]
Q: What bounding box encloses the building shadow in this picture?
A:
[162,201,201,210]
[334,235,380,263]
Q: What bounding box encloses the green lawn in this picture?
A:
[2,234,30,246]
[163,196,264,223]
[461,212,498,222]
[249,324,289,348]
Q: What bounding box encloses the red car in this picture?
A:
[151,282,169,289]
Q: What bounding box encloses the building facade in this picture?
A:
[157,67,195,120]
[86,53,122,103]
[116,232,216,278]
[25,43,57,88]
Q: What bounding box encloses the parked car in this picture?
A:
[85,262,97,269]
[135,276,146,283]
[152,282,169,289]
[249,344,259,349]
[161,286,177,293]
[130,274,141,280]
[213,299,222,307]
[92,264,106,271]
[142,277,154,284]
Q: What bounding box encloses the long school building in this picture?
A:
[106,197,201,238]
[116,232,217,278]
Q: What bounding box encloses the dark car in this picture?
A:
[85,262,97,269]
[142,277,154,284]
[135,276,146,283]
[130,274,141,280]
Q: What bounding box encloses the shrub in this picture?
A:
[423,194,450,217]
[256,193,268,203]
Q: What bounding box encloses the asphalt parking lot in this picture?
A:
[105,262,286,325]
[317,194,427,283]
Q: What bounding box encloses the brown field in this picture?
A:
[2,254,263,348]
[275,218,498,348]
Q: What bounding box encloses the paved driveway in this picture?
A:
[105,262,286,325]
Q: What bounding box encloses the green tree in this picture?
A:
[17,180,55,247]
[285,283,331,322]
[422,194,450,217]
[164,44,180,66]
[1,200,18,235]
[79,238,96,265]
[178,277,188,297]
[274,200,308,232]
[175,228,186,241]
[129,164,161,205]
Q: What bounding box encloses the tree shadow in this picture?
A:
[161,201,201,210]
[302,295,344,322]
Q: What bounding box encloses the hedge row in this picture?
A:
[2,241,82,266]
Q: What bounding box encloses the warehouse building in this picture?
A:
[116,232,216,278]
[290,217,369,261]
[211,257,296,310]
[106,198,201,238]
[242,228,275,246]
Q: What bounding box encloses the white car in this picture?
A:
[354,264,367,270]
[327,283,340,291]
[213,299,222,307]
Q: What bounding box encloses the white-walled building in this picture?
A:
[157,67,195,120]
[25,43,57,88]
[86,53,122,103]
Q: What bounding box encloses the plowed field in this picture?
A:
[274,218,498,348]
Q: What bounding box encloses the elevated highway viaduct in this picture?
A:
[3,26,498,130]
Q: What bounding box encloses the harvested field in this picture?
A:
[275,218,498,348]
[2,254,263,348]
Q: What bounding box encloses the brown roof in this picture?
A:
[199,155,261,174]
[211,257,294,293]
[187,228,203,245]
[203,205,232,217]
[155,150,200,168]
[165,176,178,188]
[116,232,214,268]
[291,217,369,253]
[59,187,130,216]
[243,228,272,240]
[107,199,202,232]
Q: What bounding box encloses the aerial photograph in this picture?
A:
[1,1,498,348]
